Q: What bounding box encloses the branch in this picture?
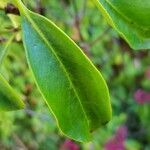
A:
[89,27,110,47]
[71,0,85,42]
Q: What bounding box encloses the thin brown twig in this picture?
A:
[71,0,84,41]
[12,134,28,150]
[89,27,110,47]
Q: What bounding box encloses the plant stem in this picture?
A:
[13,0,26,14]
[5,3,20,15]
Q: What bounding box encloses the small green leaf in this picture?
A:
[0,74,24,111]
[15,0,112,142]
[92,0,150,49]
[0,35,14,66]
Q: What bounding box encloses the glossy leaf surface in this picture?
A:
[93,0,150,49]
[16,0,112,142]
[0,74,24,111]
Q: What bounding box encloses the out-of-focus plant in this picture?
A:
[0,0,149,149]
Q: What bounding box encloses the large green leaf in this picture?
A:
[0,74,24,111]
[92,0,150,50]
[15,0,112,142]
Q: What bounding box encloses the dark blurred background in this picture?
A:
[0,0,150,149]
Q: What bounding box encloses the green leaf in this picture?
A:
[92,0,150,50]
[0,35,14,66]
[0,74,24,111]
[15,0,112,142]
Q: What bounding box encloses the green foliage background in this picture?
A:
[0,0,150,149]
